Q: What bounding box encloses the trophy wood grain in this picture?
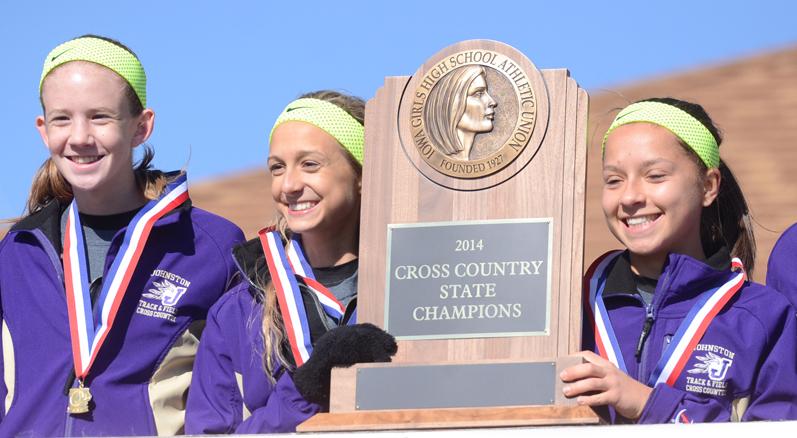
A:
[298,405,600,432]
[569,87,590,354]
[359,67,587,364]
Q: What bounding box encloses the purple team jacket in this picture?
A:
[0,199,243,436]
[767,222,797,308]
[584,249,797,423]
[184,284,321,434]
[185,237,354,434]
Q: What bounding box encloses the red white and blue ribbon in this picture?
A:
[64,174,190,381]
[585,251,746,386]
[285,236,346,320]
[584,251,626,371]
[258,230,346,366]
[649,259,746,386]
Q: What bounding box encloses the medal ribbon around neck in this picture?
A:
[586,251,746,386]
[63,174,189,381]
[649,258,745,386]
[258,230,346,366]
[584,251,626,371]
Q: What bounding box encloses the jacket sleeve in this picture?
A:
[638,301,797,423]
[767,223,797,307]
[740,300,797,421]
[637,384,729,423]
[233,372,321,433]
[184,290,321,434]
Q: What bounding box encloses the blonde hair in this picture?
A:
[258,90,364,381]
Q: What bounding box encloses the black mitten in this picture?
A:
[292,323,397,408]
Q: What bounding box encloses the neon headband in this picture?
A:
[602,101,719,169]
[40,37,147,107]
[269,98,365,164]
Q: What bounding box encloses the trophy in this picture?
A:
[300,40,598,431]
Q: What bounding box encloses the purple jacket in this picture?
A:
[767,222,797,308]
[584,249,797,423]
[185,238,356,434]
[0,199,243,436]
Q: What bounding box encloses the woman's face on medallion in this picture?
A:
[457,72,497,134]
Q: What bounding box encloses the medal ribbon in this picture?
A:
[258,230,346,366]
[584,251,626,371]
[649,259,746,386]
[64,174,190,380]
[585,251,746,386]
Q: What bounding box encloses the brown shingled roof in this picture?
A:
[188,46,797,282]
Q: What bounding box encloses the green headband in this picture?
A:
[269,98,365,164]
[602,101,719,169]
[40,37,147,107]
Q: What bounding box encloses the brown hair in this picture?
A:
[26,35,168,217]
[258,90,365,380]
[639,97,756,274]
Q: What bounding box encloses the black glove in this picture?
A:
[292,323,397,408]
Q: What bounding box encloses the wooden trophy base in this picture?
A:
[298,405,599,432]
[297,357,601,432]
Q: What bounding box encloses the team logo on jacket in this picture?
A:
[684,343,735,396]
[143,279,187,306]
[136,270,192,323]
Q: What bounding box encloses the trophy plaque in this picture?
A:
[299,40,597,431]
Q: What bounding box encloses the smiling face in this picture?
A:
[602,123,719,276]
[268,121,361,242]
[36,61,153,212]
[457,72,497,134]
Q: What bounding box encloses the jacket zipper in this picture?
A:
[638,270,671,381]
[25,230,109,436]
[25,231,77,436]
[635,305,654,360]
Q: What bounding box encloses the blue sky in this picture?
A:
[3,1,797,220]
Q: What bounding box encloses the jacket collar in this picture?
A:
[603,247,733,301]
[9,197,192,254]
[232,237,271,301]
[10,200,67,254]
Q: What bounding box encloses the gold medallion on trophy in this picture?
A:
[409,49,538,179]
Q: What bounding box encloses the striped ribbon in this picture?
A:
[585,251,746,386]
[258,230,345,366]
[64,174,189,380]
[584,251,626,371]
[649,260,746,386]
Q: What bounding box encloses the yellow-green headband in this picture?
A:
[602,101,719,169]
[40,37,147,107]
[269,98,365,164]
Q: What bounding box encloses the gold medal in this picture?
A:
[67,383,92,414]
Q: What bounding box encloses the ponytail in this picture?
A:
[701,159,756,274]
